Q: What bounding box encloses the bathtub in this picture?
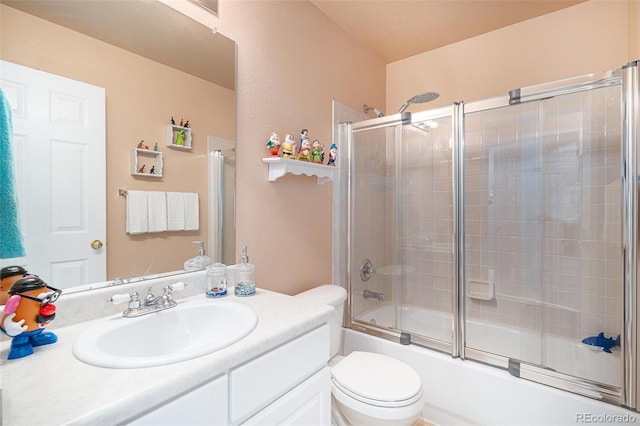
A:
[349,304,632,425]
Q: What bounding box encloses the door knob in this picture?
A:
[90,240,104,250]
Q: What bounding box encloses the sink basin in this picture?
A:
[72,300,258,368]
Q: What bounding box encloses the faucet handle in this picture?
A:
[169,282,185,291]
[108,293,133,305]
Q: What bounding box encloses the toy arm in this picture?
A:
[1,295,27,337]
[1,313,27,337]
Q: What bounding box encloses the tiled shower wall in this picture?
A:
[464,86,622,344]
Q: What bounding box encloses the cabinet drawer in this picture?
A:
[229,325,329,424]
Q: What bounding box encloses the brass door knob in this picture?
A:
[90,240,104,250]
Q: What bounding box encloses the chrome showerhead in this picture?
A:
[363,104,385,117]
[397,92,440,113]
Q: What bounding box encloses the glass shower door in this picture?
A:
[349,110,455,350]
[463,83,624,391]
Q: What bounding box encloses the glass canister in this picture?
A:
[234,246,255,297]
[205,263,227,298]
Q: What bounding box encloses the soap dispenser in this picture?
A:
[234,246,255,296]
[183,241,212,272]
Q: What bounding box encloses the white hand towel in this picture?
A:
[126,190,148,234]
[147,191,167,233]
[166,191,185,231]
[184,192,199,231]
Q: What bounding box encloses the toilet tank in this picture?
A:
[295,284,347,358]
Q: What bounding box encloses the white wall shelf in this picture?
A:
[131,148,163,177]
[166,124,192,150]
[262,157,336,185]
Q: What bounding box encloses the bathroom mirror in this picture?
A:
[0,0,236,293]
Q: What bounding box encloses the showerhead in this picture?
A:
[397,92,440,113]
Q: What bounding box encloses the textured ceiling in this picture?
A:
[311,0,586,63]
[1,0,235,90]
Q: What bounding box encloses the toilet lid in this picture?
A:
[331,351,422,407]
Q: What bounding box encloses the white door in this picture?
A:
[0,60,106,289]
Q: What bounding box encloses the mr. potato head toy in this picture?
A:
[0,265,28,305]
[1,275,61,359]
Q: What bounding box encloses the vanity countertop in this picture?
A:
[0,288,332,426]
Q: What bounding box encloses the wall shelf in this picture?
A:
[131,148,163,177]
[262,157,336,185]
[166,124,192,150]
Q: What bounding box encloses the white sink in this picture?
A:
[72,300,258,368]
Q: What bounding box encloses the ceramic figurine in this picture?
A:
[150,165,156,174]
[153,142,158,151]
[328,143,337,166]
[300,129,309,146]
[266,132,281,156]
[171,116,176,125]
[175,130,185,145]
[311,140,324,164]
[184,120,190,128]
[137,140,149,150]
[179,118,184,127]
[138,164,146,173]
[282,134,296,158]
[297,137,312,161]
[0,276,61,359]
[0,266,28,305]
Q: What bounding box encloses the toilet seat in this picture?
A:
[331,351,423,408]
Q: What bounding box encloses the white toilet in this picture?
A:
[295,285,425,426]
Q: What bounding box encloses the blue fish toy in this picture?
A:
[581,332,620,353]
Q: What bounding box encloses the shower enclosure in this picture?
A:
[343,60,639,407]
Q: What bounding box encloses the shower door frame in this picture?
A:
[344,61,639,409]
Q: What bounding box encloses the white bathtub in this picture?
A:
[350,304,631,425]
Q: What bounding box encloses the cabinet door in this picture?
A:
[128,375,228,425]
[242,367,331,426]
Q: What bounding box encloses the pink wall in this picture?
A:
[386,0,634,113]
[219,1,386,295]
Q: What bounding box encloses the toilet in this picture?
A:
[295,285,425,426]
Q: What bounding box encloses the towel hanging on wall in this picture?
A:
[166,192,185,231]
[0,88,26,258]
[147,191,167,233]
[184,192,199,231]
[125,190,149,234]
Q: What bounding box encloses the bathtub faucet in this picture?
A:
[363,289,384,301]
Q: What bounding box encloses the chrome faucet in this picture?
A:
[363,289,384,301]
[109,282,186,318]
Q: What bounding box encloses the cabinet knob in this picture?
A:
[90,240,104,250]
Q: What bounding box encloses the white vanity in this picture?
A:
[0,273,332,425]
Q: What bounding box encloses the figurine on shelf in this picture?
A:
[175,130,185,146]
[171,116,176,125]
[137,140,149,150]
[138,164,146,173]
[328,143,337,166]
[297,137,312,161]
[179,118,184,127]
[150,165,156,174]
[300,129,309,146]
[266,132,281,156]
[282,134,296,158]
[311,140,324,164]
[153,142,158,151]
[183,120,190,128]
[0,275,61,359]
